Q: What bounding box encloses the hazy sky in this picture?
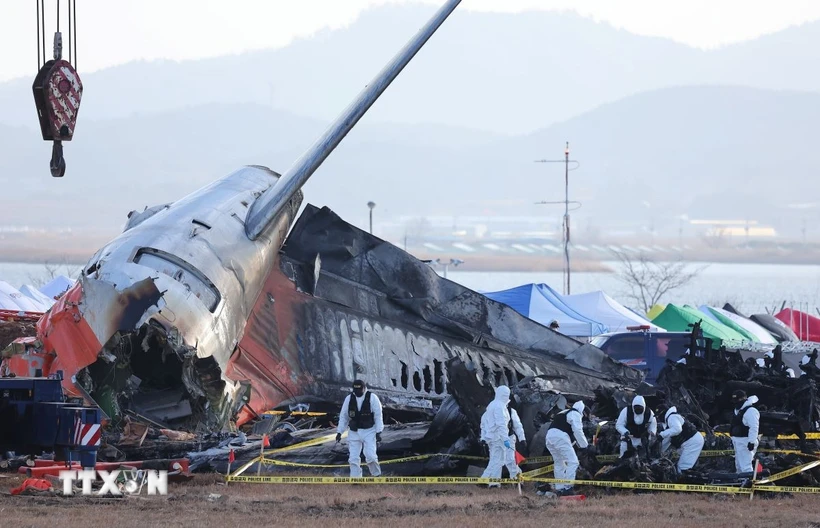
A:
[1,0,819,82]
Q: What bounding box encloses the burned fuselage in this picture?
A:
[15,198,641,431]
[228,205,642,425]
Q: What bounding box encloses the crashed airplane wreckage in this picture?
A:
[3,204,642,431]
[1,0,642,433]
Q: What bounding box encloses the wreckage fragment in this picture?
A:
[655,345,820,441]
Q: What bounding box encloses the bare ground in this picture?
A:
[1,475,819,528]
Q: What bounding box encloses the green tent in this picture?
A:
[650,304,746,346]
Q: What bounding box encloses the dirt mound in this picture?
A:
[0,320,37,350]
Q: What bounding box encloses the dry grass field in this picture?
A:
[1,474,819,528]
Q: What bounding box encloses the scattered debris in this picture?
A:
[10,477,52,496]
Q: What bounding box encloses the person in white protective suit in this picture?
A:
[615,395,657,457]
[658,406,704,472]
[336,379,384,478]
[729,390,760,474]
[800,350,819,377]
[544,401,591,494]
[480,385,520,486]
[504,399,527,477]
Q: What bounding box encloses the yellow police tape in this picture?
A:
[521,464,554,478]
[229,432,344,477]
[527,458,820,495]
[228,433,820,494]
[241,447,816,475]
[751,485,820,494]
[266,432,342,453]
[755,460,820,484]
[228,475,521,485]
[256,452,490,470]
[527,476,752,494]
[712,431,820,440]
[225,472,819,494]
[759,448,820,459]
[263,410,328,416]
[780,433,820,440]
[226,471,820,494]
[228,448,820,494]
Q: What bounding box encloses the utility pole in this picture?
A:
[535,142,578,295]
[367,201,376,234]
[436,258,464,279]
[562,143,569,294]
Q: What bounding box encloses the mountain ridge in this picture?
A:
[3,5,820,133]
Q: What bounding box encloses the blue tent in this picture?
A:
[484,283,608,337]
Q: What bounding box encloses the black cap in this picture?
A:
[352,379,365,389]
[732,389,746,400]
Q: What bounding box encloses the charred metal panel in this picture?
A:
[281,205,643,385]
[293,295,632,405]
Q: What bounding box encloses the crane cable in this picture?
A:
[36,0,78,66]
[36,0,39,71]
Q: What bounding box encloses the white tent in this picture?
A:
[562,291,665,333]
[483,284,608,337]
[19,284,56,311]
[700,305,778,345]
[39,275,75,299]
[0,281,42,312]
[0,289,22,311]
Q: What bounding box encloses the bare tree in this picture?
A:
[27,256,82,288]
[612,251,707,313]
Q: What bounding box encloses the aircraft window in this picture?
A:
[413,371,422,392]
[433,360,444,394]
[134,247,221,312]
[400,361,409,389]
[603,335,645,361]
[85,261,100,276]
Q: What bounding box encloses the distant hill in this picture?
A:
[458,86,820,236]
[1,86,819,242]
[2,5,820,133]
[0,103,500,231]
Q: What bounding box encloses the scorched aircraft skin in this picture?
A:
[4,0,642,430]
